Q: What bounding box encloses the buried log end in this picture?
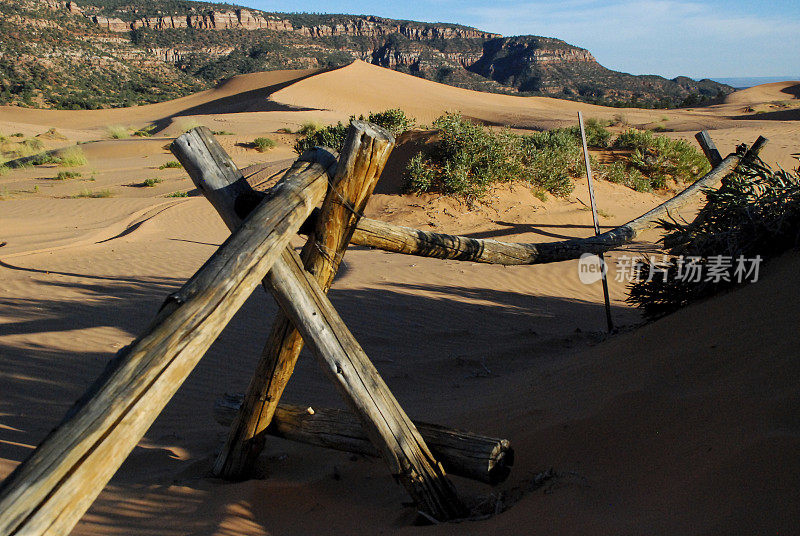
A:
[487,441,515,486]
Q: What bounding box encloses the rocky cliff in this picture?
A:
[0,0,733,109]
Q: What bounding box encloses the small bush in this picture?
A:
[142,178,163,187]
[581,118,612,148]
[212,130,234,136]
[166,191,189,197]
[55,171,81,180]
[293,110,415,155]
[133,125,156,137]
[11,133,24,138]
[57,147,88,167]
[159,161,182,169]
[276,127,294,134]
[406,113,578,201]
[612,129,709,188]
[73,189,113,198]
[628,157,800,318]
[253,137,276,152]
[107,125,129,139]
[294,122,348,155]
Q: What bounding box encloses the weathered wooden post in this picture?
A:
[695,130,723,166]
[0,157,331,536]
[173,124,467,520]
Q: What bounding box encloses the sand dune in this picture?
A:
[724,80,800,105]
[1,62,798,535]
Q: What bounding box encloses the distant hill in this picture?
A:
[0,0,734,109]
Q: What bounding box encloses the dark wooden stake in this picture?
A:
[695,130,723,166]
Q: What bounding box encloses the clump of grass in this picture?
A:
[107,125,130,139]
[141,178,163,187]
[212,130,234,136]
[57,147,88,167]
[165,191,189,197]
[276,127,294,134]
[253,137,276,152]
[628,157,800,319]
[612,113,629,126]
[55,171,81,180]
[298,120,324,137]
[133,124,156,137]
[159,160,182,169]
[22,138,44,152]
[11,133,24,138]
[0,165,9,177]
[73,189,113,198]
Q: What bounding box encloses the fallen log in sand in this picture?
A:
[214,394,514,485]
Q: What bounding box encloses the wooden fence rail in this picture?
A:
[214,395,514,485]
[174,123,467,520]
[0,153,331,536]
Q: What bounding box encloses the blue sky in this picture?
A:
[232,0,799,79]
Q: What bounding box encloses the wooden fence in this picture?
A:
[0,123,766,534]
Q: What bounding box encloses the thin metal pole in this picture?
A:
[578,111,614,333]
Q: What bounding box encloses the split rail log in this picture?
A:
[173,124,467,520]
[214,394,514,485]
[329,137,766,265]
[695,130,723,166]
[188,121,392,479]
[0,157,330,536]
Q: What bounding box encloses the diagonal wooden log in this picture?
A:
[0,157,329,536]
[173,124,467,520]
[214,394,514,485]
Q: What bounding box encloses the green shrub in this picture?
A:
[293,110,415,155]
[581,118,612,148]
[55,171,81,180]
[107,125,129,139]
[627,157,800,318]
[612,129,709,189]
[142,178,163,187]
[159,161,182,169]
[57,147,87,167]
[276,127,294,134]
[73,189,113,198]
[293,122,348,155]
[405,113,578,200]
[166,191,189,197]
[212,130,234,136]
[364,108,415,136]
[253,137,276,152]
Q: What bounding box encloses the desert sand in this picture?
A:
[1,61,798,535]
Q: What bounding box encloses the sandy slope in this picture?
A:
[1,63,798,535]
